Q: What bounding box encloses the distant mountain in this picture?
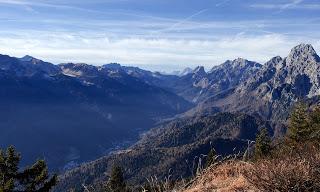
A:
[161,67,193,76]
[55,112,269,191]
[179,67,193,76]
[0,54,61,77]
[82,60,262,105]
[0,55,192,170]
[163,59,262,103]
[69,60,262,105]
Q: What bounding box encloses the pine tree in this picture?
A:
[0,146,19,192]
[106,165,128,192]
[254,128,272,159]
[205,149,216,168]
[0,146,57,192]
[309,106,320,142]
[287,103,310,144]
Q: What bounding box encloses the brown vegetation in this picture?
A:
[244,144,320,192]
[182,161,256,192]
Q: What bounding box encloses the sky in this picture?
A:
[0,0,319,72]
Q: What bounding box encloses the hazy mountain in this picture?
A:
[177,67,193,76]
[77,60,262,105]
[158,67,193,76]
[0,54,61,77]
[0,55,192,170]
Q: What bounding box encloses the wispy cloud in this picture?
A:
[215,0,232,7]
[0,0,74,9]
[150,9,208,38]
[251,0,320,11]
[0,0,133,15]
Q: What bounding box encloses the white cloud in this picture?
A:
[0,31,318,72]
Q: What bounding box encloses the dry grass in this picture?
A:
[243,144,320,192]
[181,161,257,192]
[181,144,320,192]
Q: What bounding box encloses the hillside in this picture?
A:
[55,112,268,191]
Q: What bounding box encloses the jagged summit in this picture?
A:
[289,44,317,55]
[193,66,206,75]
[286,43,320,64]
[102,63,122,69]
[231,58,260,68]
[269,56,283,63]
[233,57,247,63]
[210,58,261,73]
[20,55,43,63]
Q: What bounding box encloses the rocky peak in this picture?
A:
[20,55,35,62]
[215,58,261,71]
[102,63,122,70]
[232,58,247,67]
[60,63,98,77]
[286,44,320,64]
[193,66,206,76]
[269,56,283,64]
[264,56,283,69]
[20,55,43,65]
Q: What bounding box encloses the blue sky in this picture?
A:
[0,0,319,71]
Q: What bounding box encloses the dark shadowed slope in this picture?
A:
[0,55,192,170]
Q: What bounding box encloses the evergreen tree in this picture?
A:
[255,128,272,159]
[0,146,19,192]
[287,103,310,144]
[205,149,216,168]
[0,146,57,192]
[106,165,128,192]
[309,106,320,142]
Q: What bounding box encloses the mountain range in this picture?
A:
[0,43,319,191]
[52,43,320,190]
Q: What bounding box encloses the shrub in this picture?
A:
[243,144,320,192]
